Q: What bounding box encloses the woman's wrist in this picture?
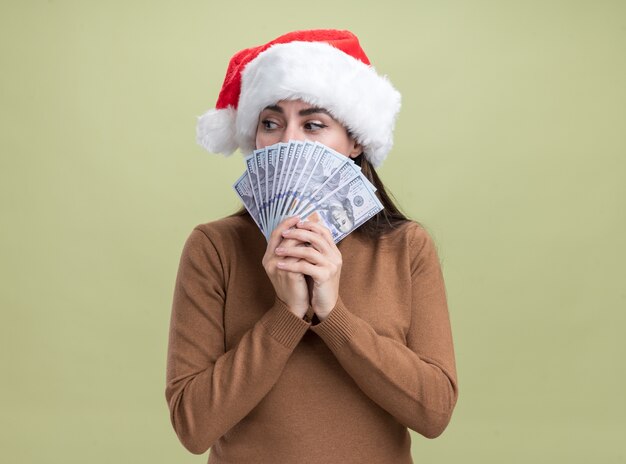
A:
[315,308,332,322]
[275,296,308,319]
[288,305,309,319]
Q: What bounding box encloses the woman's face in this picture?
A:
[255,99,362,158]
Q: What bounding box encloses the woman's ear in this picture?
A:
[348,140,363,159]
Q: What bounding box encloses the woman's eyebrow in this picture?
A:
[263,105,283,113]
[299,107,332,117]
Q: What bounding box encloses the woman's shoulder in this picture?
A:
[188,213,261,250]
[372,219,443,268]
[377,219,437,249]
[194,213,255,234]
[196,213,258,237]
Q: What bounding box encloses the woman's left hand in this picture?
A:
[275,220,342,321]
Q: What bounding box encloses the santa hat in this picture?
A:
[196,29,401,168]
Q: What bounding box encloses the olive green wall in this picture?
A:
[1,1,624,462]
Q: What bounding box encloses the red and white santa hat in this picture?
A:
[196,29,401,168]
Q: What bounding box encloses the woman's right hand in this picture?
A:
[262,216,310,319]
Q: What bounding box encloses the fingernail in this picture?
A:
[282,229,290,235]
[275,247,284,254]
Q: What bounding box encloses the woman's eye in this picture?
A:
[304,121,327,131]
[261,119,279,130]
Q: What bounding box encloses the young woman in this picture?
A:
[165,29,458,463]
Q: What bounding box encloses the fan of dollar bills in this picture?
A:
[233,140,383,243]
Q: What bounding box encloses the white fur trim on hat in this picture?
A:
[236,41,401,168]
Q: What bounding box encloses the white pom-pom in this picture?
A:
[196,107,238,155]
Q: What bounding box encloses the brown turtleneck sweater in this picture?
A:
[165,214,458,463]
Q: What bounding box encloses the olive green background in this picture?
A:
[1,0,624,462]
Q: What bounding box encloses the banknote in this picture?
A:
[268,143,289,231]
[275,141,319,225]
[234,140,384,242]
[281,142,324,219]
[278,141,320,223]
[301,175,384,242]
[245,151,267,233]
[295,160,361,217]
[287,144,350,217]
[233,172,263,232]
[255,148,269,230]
[264,145,278,229]
[274,141,303,228]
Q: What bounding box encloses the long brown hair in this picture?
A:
[351,153,412,238]
[230,152,412,238]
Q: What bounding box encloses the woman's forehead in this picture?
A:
[262,100,332,116]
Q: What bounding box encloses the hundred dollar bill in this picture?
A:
[279,141,318,220]
[255,147,269,230]
[289,144,353,216]
[274,141,304,227]
[245,150,267,234]
[276,141,319,224]
[235,140,383,241]
[281,142,324,218]
[265,143,282,232]
[301,174,384,243]
[233,172,264,233]
[294,158,360,217]
[268,142,289,231]
[264,145,279,229]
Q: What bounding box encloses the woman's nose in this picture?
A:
[280,124,302,143]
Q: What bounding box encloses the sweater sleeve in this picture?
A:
[165,228,311,454]
[310,227,458,439]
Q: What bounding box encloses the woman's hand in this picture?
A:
[262,216,310,319]
[275,220,342,321]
